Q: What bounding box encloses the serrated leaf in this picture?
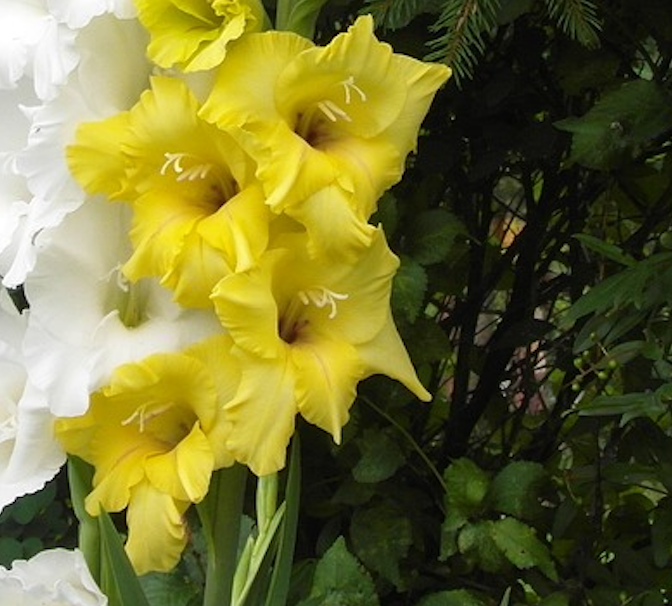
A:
[458,521,508,572]
[297,537,379,606]
[440,459,490,560]
[490,517,557,580]
[392,256,428,323]
[409,209,466,265]
[350,504,413,589]
[489,461,547,520]
[352,430,405,484]
[555,80,672,170]
[443,458,490,515]
[416,589,488,606]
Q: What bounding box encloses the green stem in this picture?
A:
[198,464,248,606]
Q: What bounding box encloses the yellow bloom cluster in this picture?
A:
[57,2,450,574]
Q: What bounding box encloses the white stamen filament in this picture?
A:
[121,402,173,433]
[161,152,213,181]
[299,287,349,319]
[340,76,367,104]
[317,100,352,123]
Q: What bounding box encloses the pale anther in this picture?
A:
[340,76,367,104]
[161,152,213,181]
[299,287,349,319]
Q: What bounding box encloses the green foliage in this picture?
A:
[15,1,672,605]
[0,475,74,568]
[543,0,601,46]
[296,537,379,606]
[426,0,502,83]
[556,80,672,170]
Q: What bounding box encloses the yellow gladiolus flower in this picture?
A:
[211,228,431,476]
[67,76,271,308]
[134,0,267,71]
[54,335,239,574]
[200,15,451,259]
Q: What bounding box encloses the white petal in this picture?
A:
[0,0,49,89]
[24,199,221,417]
[0,298,64,513]
[48,0,137,28]
[1,548,107,605]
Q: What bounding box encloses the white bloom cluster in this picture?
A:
[0,548,107,605]
[0,1,220,516]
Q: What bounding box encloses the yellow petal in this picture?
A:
[211,259,284,359]
[201,30,313,127]
[224,351,297,475]
[136,0,266,72]
[292,335,363,443]
[359,310,432,402]
[125,482,189,574]
[144,422,214,502]
[67,112,132,200]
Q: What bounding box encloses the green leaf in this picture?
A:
[576,391,666,424]
[490,517,557,580]
[652,502,672,568]
[140,573,201,606]
[555,80,672,170]
[543,0,601,47]
[573,234,636,266]
[352,430,405,484]
[350,503,413,589]
[297,537,379,606]
[440,459,490,560]
[68,457,101,582]
[409,209,466,266]
[489,461,547,520]
[416,589,488,606]
[98,510,151,606]
[538,593,571,606]
[8,481,56,525]
[443,458,490,515]
[457,521,508,572]
[275,0,327,37]
[363,0,437,31]
[392,255,428,323]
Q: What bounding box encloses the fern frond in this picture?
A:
[426,0,501,83]
[543,0,601,47]
[364,0,439,31]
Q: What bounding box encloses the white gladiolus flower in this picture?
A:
[0,548,107,605]
[0,288,65,512]
[0,10,149,288]
[23,198,222,418]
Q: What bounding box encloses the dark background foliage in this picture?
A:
[4,0,672,604]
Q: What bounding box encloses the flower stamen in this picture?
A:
[121,402,173,433]
[340,76,367,104]
[317,100,352,123]
[299,287,349,319]
[160,152,214,182]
